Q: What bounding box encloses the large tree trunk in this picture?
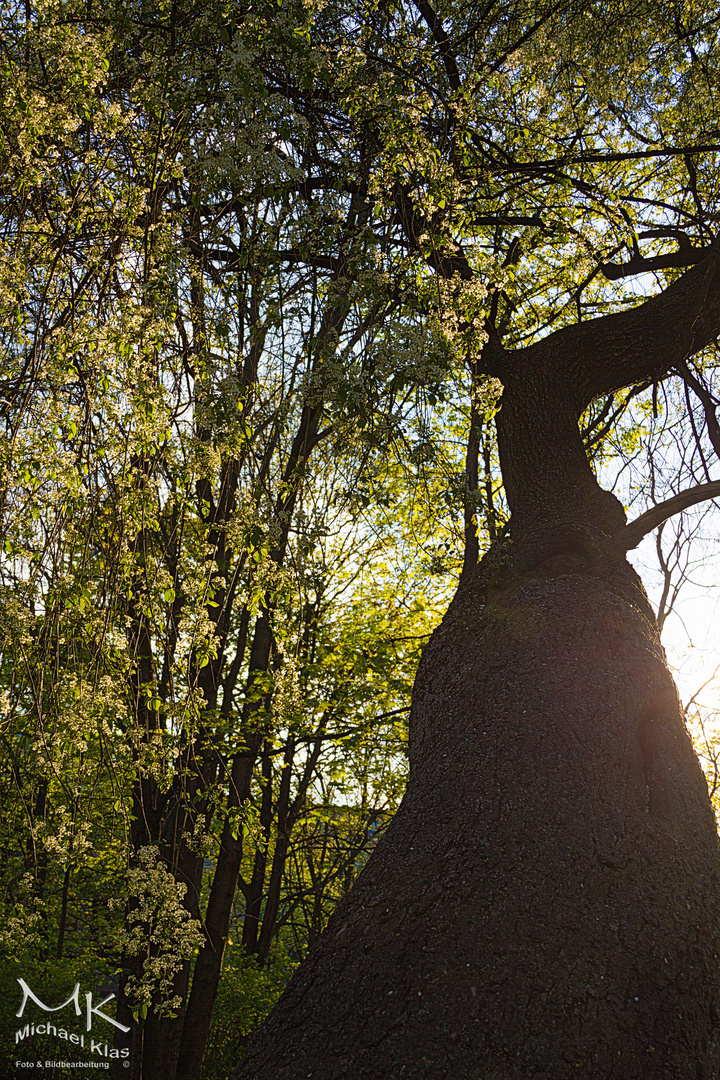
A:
[233,546,720,1077]
[233,255,720,1078]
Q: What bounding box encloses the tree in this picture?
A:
[230,2,720,1077]
[235,257,720,1080]
[4,0,720,1077]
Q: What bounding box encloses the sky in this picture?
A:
[630,527,720,717]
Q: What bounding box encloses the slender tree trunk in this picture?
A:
[241,745,274,955]
[176,754,257,1078]
[55,863,71,960]
[256,737,295,965]
[175,614,274,1080]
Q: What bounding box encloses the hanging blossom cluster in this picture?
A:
[111,846,204,1018]
[0,875,45,959]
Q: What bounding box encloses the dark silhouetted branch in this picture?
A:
[614,481,720,552]
[601,243,711,280]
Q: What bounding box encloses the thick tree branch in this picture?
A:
[413,0,461,91]
[489,241,720,545]
[517,238,720,407]
[472,214,545,227]
[493,141,720,174]
[601,244,711,280]
[613,480,720,552]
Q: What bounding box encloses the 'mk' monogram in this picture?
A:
[15,978,131,1033]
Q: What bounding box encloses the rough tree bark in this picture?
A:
[233,250,720,1079]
